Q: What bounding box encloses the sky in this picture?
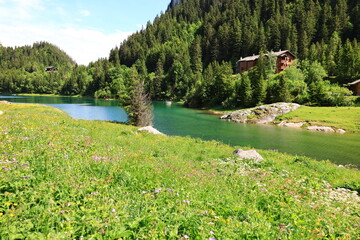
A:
[0,0,170,65]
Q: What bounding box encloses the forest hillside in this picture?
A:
[1,0,359,108]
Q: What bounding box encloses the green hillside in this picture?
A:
[0,42,76,94]
[1,0,359,108]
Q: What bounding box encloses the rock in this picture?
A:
[278,121,306,128]
[0,101,11,104]
[336,129,346,134]
[221,102,301,124]
[306,126,335,133]
[138,126,164,135]
[233,149,264,161]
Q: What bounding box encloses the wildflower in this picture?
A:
[184,235,189,239]
[111,208,116,213]
[183,200,190,204]
[141,191,147,194]
[210,231,214,234]
[209,238,216,240]
[155,188,162,193]
[66,218,70,221]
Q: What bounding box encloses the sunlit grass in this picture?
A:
[0,103,359,239]
[277,106,360,133]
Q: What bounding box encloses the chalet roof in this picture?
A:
[45,66,58,72]
[349,79,360,85]
[238,50,296,62]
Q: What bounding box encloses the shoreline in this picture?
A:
[215,103,359,134]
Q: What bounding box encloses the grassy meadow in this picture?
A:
[0,102,359,239]
[276,106,360,133]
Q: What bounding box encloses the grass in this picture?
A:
[276,106,360,133]
[0,103,359,239]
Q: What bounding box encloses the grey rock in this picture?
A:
[221,102,301,124]
[138,126,164,135]
[278,121,306,128]
[233,149,264,161]
[306,126,335,133]
[336,129,346,134]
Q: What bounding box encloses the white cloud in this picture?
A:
[80,9,90,17]
[0,0,45,22]
[12,0,44,10]
[0,0,134,65]
[0,23,133,65]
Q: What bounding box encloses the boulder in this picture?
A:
[138,126,164,135]
[278,121,306,128]
[0,101,11,104]
[233,149,264,161]
[336,129,346,134]
[221,102,301,124]
[306,126,335,133]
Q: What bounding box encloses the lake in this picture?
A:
[1,95,359,167]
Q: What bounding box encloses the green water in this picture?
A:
[1,95,359,167]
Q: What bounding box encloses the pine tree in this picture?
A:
[278,75,291,102]
[190,35,203,74]
[240,73,253,107]
[125,68,153,127]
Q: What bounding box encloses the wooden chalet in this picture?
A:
[346,79,360,96]
[236,50,296,74]
[45,66,58,72]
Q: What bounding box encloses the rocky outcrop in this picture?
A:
[233,149,264,162]
[138,126,165,135]
[336,129,346,134]
[278,121,306,128]
[307,126,335,132]
[169,0,182,7]
[306,126,346,134]
[221,102,301,124]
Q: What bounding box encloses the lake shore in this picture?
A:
[212,103,360,134]
[0,102,359,239]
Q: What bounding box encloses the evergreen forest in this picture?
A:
[1,0,360,108]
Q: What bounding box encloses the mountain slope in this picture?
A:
[115,0,359,74]
[0,41,75,71]
[0,42,76,94]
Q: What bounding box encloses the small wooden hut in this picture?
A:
[236,50,296,74]
[45,66,58,72]
[346,79,360,96]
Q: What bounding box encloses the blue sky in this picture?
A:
[0,0,170,65]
